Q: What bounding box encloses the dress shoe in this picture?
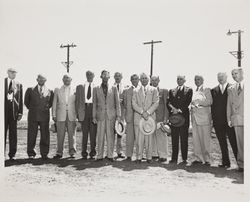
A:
[107,158,114,162]
[82,156,87,160]
[89,156,95,160]
[181,160,187,164]
[152,156,159,160]
[70,154,75,159]
[41,155,49,160]
[169,159,177,164]
[147,159,152,164]
[192,160,202,164]
[28,156,35,159]
[136,159,142,163]
[204,162,210,166]
[95,158,103,161]
[159,158,167,162]
[126,157,132,161]
[117,153,125,159]
[53,154,62,159]
[218,164,230,168]
[238,168,244,172]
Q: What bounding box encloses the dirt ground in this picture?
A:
[2,129,246,202]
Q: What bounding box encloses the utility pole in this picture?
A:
[143,40,162,77]
[60,43,77,73]
[227,30,244,67]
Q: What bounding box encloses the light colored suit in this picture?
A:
[93,84,121,159]
[52,86,77,156]
[227,82,244,168]
[123,85,136,157]
[152,88,169,159]
[132,85,159,160]
[191,86,212,163]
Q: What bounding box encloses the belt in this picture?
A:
[85,103,93,106]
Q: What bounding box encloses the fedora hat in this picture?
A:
[169,114,185,127]
[157,122,171,134]
[115,120,126,137]
[139,116,156,136]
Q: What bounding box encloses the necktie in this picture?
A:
[8,80,12,92]
[87,83,91,99]
[117,84,120,92]
[238,83,242,95]
[196,87,199,91]
[39,86,43,95]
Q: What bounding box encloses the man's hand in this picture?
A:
[116,116,121,122]
[52,117,57,122]
[17,114,22,121]
[228,121,232,127]
[142,111,149,120]
[93,118,97,124]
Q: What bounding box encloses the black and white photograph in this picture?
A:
[0,0,249,201]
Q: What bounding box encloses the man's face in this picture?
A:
[194,76,203,87]
[86,73,94,82]
[131,76,139,87]
[177,76,185,86]
[101,71,110,83]
[7,71,16,80]
[37,77,46,86]
[140,75,149,86]
[114,73,122,84]
[150,77,159,87]
[63,76,72,86]
[217,73,227,85]
[232,69,243,82]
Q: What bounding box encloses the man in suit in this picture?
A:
[52,74,77,159]
[132,73,159,163]
[151,76,169,162]
[24,74,53,159]
[75,70,97,159]
[211,72,237,168]
[4,68,23,160]
[191,75,212,165]
[113,72,126,159]
[167,75,193,164]
[93,70,121,162]
[122,74,140,161]
[227,68,244,172]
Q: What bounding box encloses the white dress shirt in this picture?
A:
[219,82,228,94]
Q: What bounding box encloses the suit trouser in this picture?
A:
[134,125,152,160]
[56,115,76,156]
[192,119,211,163]
[27,120,50,157]
[4,102,17,158]
[234,126,244,168]
[214,124,238,165]
[152,131,158,157]
[116,134,122,155]
[96,116,115,159]
[171,126,189,161]
[81,104,97,158]
[155,128,168,159]
[125,122,135,157]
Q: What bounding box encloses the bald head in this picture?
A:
[62,74,72,86]
[140,73,149,86]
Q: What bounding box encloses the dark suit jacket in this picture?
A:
[211,84,230,125]
[24,85,53,122]
[4,78,23,120]
[167,86,193,127]
[155,88,169,123]
[75,84,86,121]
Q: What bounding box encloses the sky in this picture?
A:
[0,0,249,91]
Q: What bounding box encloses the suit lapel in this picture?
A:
[99,84,105,101]
[5,78,8,94]
[172,87,178,97]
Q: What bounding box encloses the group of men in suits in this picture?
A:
[4,67,244,172]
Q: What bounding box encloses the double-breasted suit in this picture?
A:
[191,86,212,163]
[211,83,237,166]
[168,86,193,162]
[152,88,169,159]
[4,78,23,158]
[122,85,136,158]
[132,85,159,160]
[227,82,244,169]
[52,86,77,156]
[93,84,121,159]
[24,85,53,158]
[75,83,97,158]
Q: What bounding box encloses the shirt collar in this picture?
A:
[177,85,184,91]
[237,81,244,88]
[219,82,228,88]
[196,85,203,91]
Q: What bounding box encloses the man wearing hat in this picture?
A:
[52,74,77,159]
[4,68,23,160]
[211,72,237,168]
[24,74,54,159]
[191,75,212,165]
[75,70,97,159]
[227,68,244,172]
[150,76,169,162]
[93,70,121,162]
[132,73,159,163]
[168,75,193,164]
[113,72,125,159]
[122,74,140,161]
